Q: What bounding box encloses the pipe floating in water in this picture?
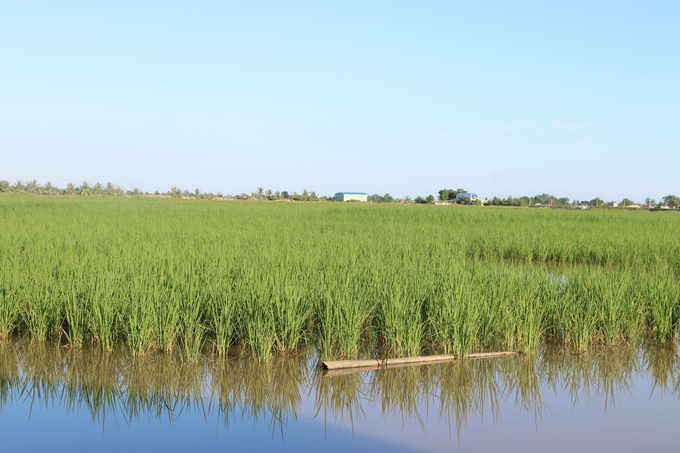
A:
[321,351,517,371]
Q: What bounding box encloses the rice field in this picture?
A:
[0,195,678,359]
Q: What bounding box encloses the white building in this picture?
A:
[335,192,368,202]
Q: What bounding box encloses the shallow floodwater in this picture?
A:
[1,341,679,452]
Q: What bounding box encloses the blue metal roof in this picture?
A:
[457,192,477,196]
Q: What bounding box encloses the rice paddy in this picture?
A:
[0,196,678,359]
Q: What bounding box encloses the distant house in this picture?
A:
[455,192,478,203]
[607,201,618,207]
[335,192,368,202]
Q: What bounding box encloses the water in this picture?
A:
[1,340,679,452]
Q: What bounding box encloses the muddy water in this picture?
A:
[0,341,679,452]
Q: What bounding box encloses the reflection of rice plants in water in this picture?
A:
[1,340,679,437]
[0,197,679,359]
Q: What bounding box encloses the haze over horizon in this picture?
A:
[2,1,678,203]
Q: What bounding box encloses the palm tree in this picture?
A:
[216,192,223,198]
[170,186,182,198]
[93,182,103,195]
[44,181,55,195]
[265,189,273,200]
[80,181,91,196]
[65,182,76,195]
[105,182,115,195]
[13,180,25,192]
[274,191,281,200]
[0,180,9,193]
[256,187,264,200]
[195,188,201,198]
[302,189,309,201]
[26,180,38,195]
[132,188,141,196]
[310,191,317,201]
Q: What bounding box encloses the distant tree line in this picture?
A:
[1,180,678,208]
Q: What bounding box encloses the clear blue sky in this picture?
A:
[2,1,678,202]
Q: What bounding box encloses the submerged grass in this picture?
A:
[0,196,678,359]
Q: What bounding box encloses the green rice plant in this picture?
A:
[63,289,87,348]
[272,274,312,353]
[87,273,121,352]
[0,286,19,339]
[126,280,158,357]
[540,275,564,343]
[316,271,374,359]
[485,268,519,350]
[153,282,180,354]
[643,269,680,344]
[173,267,208,361]
[209,283,239,356]
[429,268,480,357]
[595,268,644,345]
[240,269,277,361]
[376,279,425,357]
[513,276,546,350]
[465,264,497,348]
[22,278,63,343]
[562,269,601,350]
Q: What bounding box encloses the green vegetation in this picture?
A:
[0,196,679,360]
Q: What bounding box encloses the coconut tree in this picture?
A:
[256,187,264,200]
[170,186,182,198]
[265,189,273,200]
[93,182,103,195]
[132,188,141,196]
[195,188,201,198]
[65,182,76,195]
[26,180,38,195]
[44,181,55,195]
[302,189,309,201]
[0,180,9,192]
[106,182,115,195]
[80,181,91,196]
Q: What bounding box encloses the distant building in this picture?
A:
[335,192,368,202]
[455,192,478,203]
[607,201,618,207]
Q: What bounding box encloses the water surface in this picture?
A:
[1,340,679,452]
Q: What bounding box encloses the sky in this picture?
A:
[1,1,678,202]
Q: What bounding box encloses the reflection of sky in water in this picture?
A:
[1,343,679,452]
